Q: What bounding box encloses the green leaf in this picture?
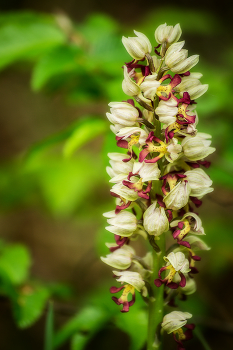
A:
[53,306,108,349]
[71,333,88,350]
[12,284,50,328]
[63,117,107,158]
[31,45,84,91]
[0,11,65,70]
[115,306,147,350]
[0,244,31,285]
[44,301,54,350]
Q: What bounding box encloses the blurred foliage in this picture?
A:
[0,6,232,350]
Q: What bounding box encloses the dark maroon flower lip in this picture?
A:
[110,285,136,313]
[172,323,195,350]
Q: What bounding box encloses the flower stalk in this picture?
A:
[101,22,215,350]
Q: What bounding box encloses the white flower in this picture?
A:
[140,74,161,100]
[161,311,192,334]
[111,182,139,202]
[122,30,152,60]
[155,98,178,126]
[165,138,182,163]
[122,66,141,96]
[183,212,204,234]
[185,235,210,251]
[173,274,196,295]
[171,212,205,235]
[184,168,213,198]
[106,152,134,183]
[116,126,148,146]
[103,210,137,236]
[132,161,161,182]
[107,101,141,127]
[113,270,147,295]
[143,202,169,236]
[164,252,190,274]
[110,124,125,135]
[155,23,182,45]
[181,133,215,161]
[165,41,199,74]
[177,73,208,99]
[164,181,191,210]
[101,245,135,270]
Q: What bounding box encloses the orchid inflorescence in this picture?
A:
[101,23,215,350]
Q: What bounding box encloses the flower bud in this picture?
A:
[152,55,161,71]
[181,133,215,161]
[143,202,169,236]
[133,161,161,182]
[171,55,199,74]
[101,245,135,270]
[165,41,199,74]
[164,181,191,210]
[177,74,208,99]
[162,311,192,334]
[165,41,187,67]
[140,74,160,100]
[103,209,137,236]
[122,66,141,96]
[184,168,213,198]
[122,30,152,60]
[155,23,182,45]
[107,101,141,127]
[155,98,178,125]
[107,152,134,183]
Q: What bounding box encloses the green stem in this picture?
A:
[147,234,166,350]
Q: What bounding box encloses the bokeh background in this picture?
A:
[0,0,232,349]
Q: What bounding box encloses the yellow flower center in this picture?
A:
[119,284,135,303]
[178,220,191,239]
[174,327,186,340]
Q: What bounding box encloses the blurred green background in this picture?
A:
[0,0,232,349]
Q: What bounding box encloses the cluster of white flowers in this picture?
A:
[102,23,214,349]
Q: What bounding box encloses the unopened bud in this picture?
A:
[143,202,169,236]
[155,23,182,45]
[122,66,141,96]
[122,30,152,60]
[164,181,191,210]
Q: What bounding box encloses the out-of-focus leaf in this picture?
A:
[141,8,220,37]
[71,333,88,350]
[63,117,107,158]
[44,301,54,350]
[0,245,31,285]
[208,164,233,189]
[53,306,108,349]
[24,120,81,162]
[0,12,65,70]
[12,284,50,328]
[114,305,147,350]
[31,45,84,91]
[34,154,105,217]
[78,14,119,43]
